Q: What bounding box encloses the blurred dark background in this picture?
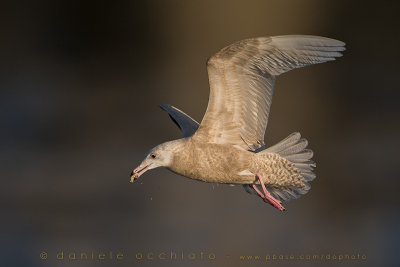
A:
[0,0,399,266]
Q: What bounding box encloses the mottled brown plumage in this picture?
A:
[131,35,345,210]
[167,138,307,189]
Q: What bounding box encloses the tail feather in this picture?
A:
[272,186,304,200]
[300,172,316,181]
[278,138,308,156]
[257,132,316,202]
[284,149,314,163]
[293,161,316,170]
[263,132,301,153]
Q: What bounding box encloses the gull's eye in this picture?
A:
[151,154,156,159]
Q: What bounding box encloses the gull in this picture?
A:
[130,35,345,211]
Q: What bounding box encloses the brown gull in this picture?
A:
[130,35,345,211]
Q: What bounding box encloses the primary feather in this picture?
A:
[193,35,345,151]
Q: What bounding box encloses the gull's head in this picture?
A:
[130,140,181,182]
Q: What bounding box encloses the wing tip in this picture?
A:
[271,35,346,47]
[159,103,172,110]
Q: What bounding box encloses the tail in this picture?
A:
[246,132,316,202]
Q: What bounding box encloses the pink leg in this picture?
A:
[251,184,264,198]
[253,173,286,211]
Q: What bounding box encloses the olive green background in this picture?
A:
[1,0,399,266]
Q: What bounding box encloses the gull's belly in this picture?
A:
[170,143,255,184]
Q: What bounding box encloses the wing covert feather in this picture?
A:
[193,35,345,150]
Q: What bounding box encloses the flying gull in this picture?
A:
[130,35,345,211]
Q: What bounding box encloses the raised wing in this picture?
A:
[160,104,199,137]
[193,35,345,150]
